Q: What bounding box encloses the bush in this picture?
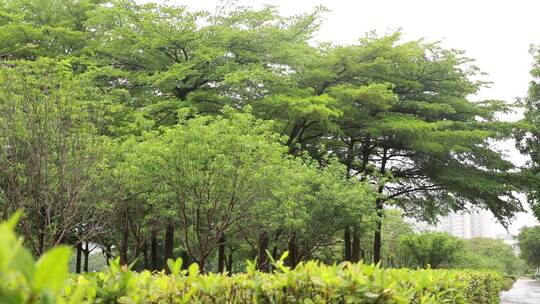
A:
[55,261,502,304]
[0,215,503,304]
[501,275,517,291]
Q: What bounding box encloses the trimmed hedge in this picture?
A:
[58,260,503,304]
[0,215,503,304]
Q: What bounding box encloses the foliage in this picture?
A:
[0,59,110,255]
[60,261,502,304]
[272,28,523,263]
[501,275,517,291]
[0,212,72,304]
[515,44,540,219]
[0,214,503,304]
[455,238,524,275]
[518,226,540,267]
[0,0,528,272]
[398,232,464,268]
[119,110,374,269]
[380,209,414,267]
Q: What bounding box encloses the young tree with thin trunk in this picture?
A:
[127,110,288,271]
[0,59,109,256]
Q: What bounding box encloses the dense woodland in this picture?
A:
[0,0,539,275]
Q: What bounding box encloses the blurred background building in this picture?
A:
[433,209,493,239]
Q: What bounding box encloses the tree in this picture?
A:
[455,238,523,274]
[0,59,109,256]
[518,226,540,268]
[380,209,414,267]
[82,1,322,125]
[515,45,540,219]
[0,0,527,273]
[126,110,290,271]
[246,157,374,269]
[276,32,523,264]
[0,0,102,60]
[399,232,463,269]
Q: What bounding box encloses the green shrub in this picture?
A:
[501,275,517,291]
[0,215,503,303]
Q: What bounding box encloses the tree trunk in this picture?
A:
[257,231,270,272]
[104,245,112,264]
[83,242,89,272]
[142,242,148,270]
[164,224,174,273]
[373,199,384,264]
[344,227,352,262]
[198,254,207,274]
[75,242,82,274]
[227,250,234,274]
[151,230,158,271]
[373,147,388,265]
[287,233,298,268]
[218,234,226,273]
[352,231,360,263]
[180,250,189,269]
[120,224,129,266]
[38,206,47,256]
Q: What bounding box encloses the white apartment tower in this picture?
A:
[435,209,492,239]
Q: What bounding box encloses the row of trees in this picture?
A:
[0,59,374,271]
[376,210,523,274]
[399,232,523,274]
[0,0,535,272]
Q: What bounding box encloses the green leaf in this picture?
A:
[279,251,289,262]
[167,258,183,276]
[33,246,72,295]
[9,246,35,282]
[4,210,23,230]
[188,263,199,276]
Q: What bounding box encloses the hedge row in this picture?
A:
[0,215,503,304]
[58,260,502,304]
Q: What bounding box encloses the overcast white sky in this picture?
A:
[148,0,540,234]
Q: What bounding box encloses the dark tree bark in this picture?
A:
[257,232,270,272]
[37,206,47,256]
[142,242,148,269]
[373,147,388,265]
[164,224,174,273]
[75,242,82,274]
[83,242,89,272]
[373,199,384,264]
[180,250,189,269]
[103,244,112,264]
[351,232,360,263]
[226,249,234,275]
[287,233,298,268]
[150,230,158,271]
[120,223,129,266]
[217,234,226,273]
[344,227,352,262]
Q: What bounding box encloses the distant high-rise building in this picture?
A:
[470,209,492,237]
[434,209,493,239]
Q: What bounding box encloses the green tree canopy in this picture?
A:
[515,45,540,220]
[0,0,528,271]
[282,32,523,263]
[456,238,523,275]
[0,59,109,255]
[399,231,464,269]
[518,226,540,267]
